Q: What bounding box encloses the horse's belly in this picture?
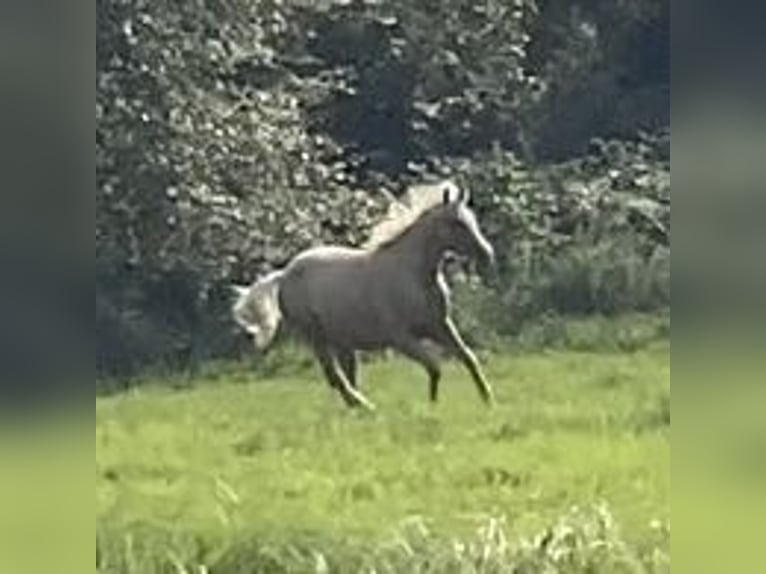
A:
[312,283,431,349]
[279,248,439,350]
[280,256,387,348]
[318,304,389,349]
[311,279,393,348]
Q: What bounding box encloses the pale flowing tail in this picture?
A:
[231,270,283,350]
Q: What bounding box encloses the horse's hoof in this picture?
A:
[360,400,376,413]
[347,395,376,412]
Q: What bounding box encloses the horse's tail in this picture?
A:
[231,270,284,350]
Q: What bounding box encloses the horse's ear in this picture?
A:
[442,186,452,205]
[458,186,468,203]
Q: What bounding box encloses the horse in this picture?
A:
[232,180,496,411]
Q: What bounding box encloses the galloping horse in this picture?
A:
[233,180,495,411]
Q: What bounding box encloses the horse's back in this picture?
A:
[289,245,362,265]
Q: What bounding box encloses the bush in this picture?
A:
[448,134,669,344]
[96,0,668,378]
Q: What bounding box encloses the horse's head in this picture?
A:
[432,182,495,270]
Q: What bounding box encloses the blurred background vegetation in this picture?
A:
[96,0,669,379]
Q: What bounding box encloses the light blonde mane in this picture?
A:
[365,180,459,249]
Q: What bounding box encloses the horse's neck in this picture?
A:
[378,223,444,280]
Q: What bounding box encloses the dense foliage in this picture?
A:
[96,0,669,376]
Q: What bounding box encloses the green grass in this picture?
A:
[96,338,669,573]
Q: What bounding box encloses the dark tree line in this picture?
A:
[97,0,669,378]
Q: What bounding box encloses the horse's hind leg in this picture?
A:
[315,348,375,411]
[436,319,495,405]
[337,349,358,389]
[393,337,442,403]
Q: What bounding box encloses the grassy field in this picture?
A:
[97,328,669,573]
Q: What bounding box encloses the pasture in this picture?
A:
[97,331,669,573]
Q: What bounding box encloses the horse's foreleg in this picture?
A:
[315,348,375,411]
[394,337,442,403]
[437,319,495,406]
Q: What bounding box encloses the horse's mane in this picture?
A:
[365,180,458,249]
